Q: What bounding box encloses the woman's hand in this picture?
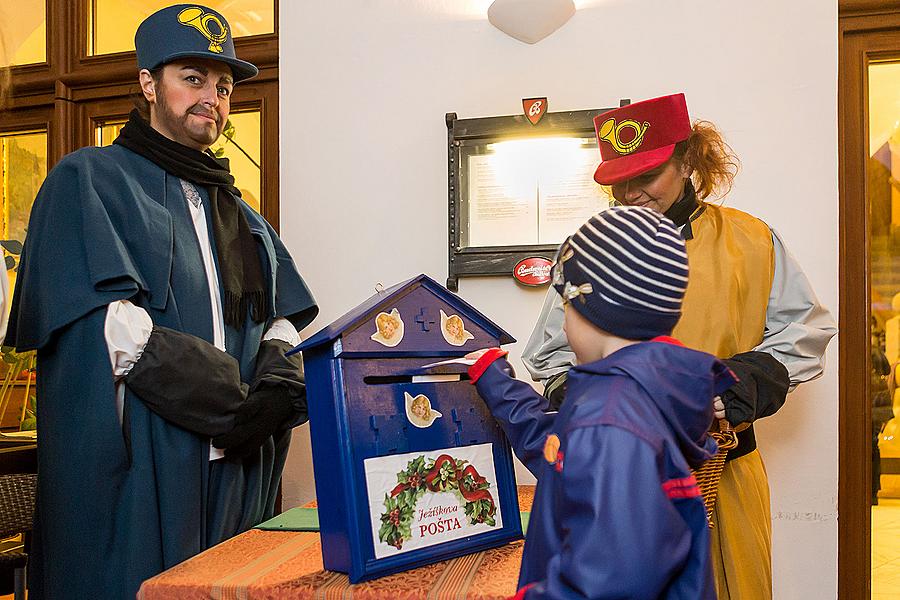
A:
[713,396,726,420]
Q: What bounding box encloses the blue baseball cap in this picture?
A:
[135,4,258,82]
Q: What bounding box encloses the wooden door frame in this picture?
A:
[839,2,900,598]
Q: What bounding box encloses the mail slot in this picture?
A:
[292,274,522,582]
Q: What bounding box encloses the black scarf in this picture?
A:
[114,109,267,329]
[664,179,704,240]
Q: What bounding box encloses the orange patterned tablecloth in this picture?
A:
[137,486,535,600]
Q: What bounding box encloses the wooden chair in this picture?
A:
[0,474,36,600]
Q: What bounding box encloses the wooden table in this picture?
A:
[138,486,534,600]
[0,443,36,476]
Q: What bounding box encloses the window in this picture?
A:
[0,0,279,224]
[0,129,46,288]
[94,109,264,213]
[0,1,281,433]
[94,119,125,147]
[88,0,275,56]
[0,0,46,67]
[210,109,262,213]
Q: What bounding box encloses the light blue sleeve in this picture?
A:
[753,228,837,386]
[521,289,574,384]
[522,229,838,389]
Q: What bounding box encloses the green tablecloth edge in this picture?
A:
[256,508,531,534]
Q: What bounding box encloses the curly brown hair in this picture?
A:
[672,120,740,200]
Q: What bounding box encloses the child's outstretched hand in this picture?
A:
[464,348,493,362]
[465,348,511,384]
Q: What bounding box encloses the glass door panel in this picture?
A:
[0,129,46,278]
[210,109,261,213]
[0,129,45,431]
[0,0,46,67]
[869,59,900,600]
[95,120,125,147]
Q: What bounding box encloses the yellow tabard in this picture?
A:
[672,204,775,359]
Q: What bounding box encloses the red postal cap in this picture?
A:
[593,93,692,185]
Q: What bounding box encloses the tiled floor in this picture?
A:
[873,498,900,599]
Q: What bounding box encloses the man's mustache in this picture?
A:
[189,106,220,124]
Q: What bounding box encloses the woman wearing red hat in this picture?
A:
[522,93,837,599]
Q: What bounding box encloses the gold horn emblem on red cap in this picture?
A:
[178,7,228,53]
[598,118,651,155]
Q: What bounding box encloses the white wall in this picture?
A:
[279,1,839,597]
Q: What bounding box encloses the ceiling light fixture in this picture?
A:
[488,0,576,45]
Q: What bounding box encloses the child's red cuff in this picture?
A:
[467,348,509,384]
[508,583,535,600]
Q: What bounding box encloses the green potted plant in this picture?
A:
[0,345,35,432]
[0,237,36,434]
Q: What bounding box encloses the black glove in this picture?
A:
[720,351,790,426]
[250,340,308,427]
[125,326,247,436]
[212,386,295,458]
[212,339,307,458]
[543,371,568,412]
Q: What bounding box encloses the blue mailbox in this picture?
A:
[293,274,522,582]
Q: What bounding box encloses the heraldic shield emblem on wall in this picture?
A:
[523,97,548,125]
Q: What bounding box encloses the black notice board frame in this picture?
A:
[445,100,629,291]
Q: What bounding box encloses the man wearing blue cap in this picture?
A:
[7,5,317,599]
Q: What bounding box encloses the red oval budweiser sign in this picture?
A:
[513,257,553,286]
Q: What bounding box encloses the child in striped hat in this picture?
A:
[466,206,736,600]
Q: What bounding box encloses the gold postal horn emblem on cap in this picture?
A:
[598,118,651,155]
[177,7,228,54]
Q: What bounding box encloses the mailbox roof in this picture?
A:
[291,273,515,354]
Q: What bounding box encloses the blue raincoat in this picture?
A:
[474,340,735,600]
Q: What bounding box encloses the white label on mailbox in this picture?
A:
[364,443,502,558]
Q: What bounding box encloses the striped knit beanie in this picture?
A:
[552,206,689,340]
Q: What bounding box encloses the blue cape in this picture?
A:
[9,144,317,599]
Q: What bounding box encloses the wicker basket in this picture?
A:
[691,420,738,528]
[0,473,36,537]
